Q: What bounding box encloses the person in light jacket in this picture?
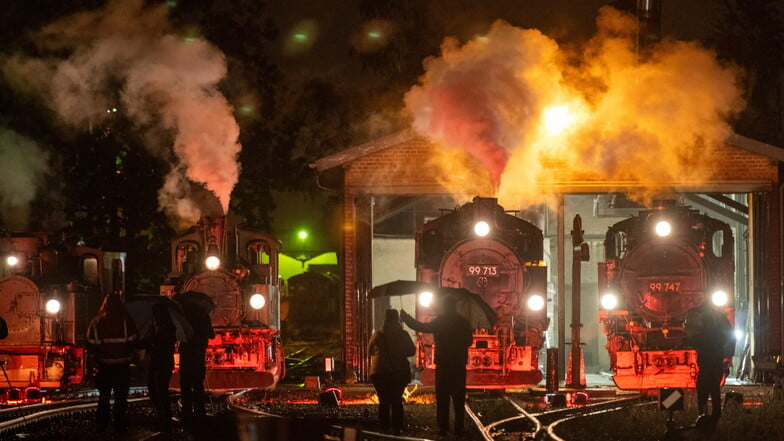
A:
[86,293,138,434]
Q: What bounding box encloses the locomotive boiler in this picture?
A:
[161,216,285,390]
[414,197,548,388]
[0,231,125,403]
[598,201,735,390]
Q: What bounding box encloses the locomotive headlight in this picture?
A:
[654,221,672,237]
[6,255,19,266]
[600,293,619,310]
[734,329,744,341]
[418,291,433,308]
[473,221,490,237]
[527,294,545,311]
[45,299,62,315]
[249,293,266,310]
[205,255,221,271]
[711,290,729,307]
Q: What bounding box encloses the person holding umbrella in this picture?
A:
[400,295,473,437]
[175,291,215,424]
[146,302,179,433]
[368,309,415,435]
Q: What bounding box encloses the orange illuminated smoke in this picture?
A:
[405,7,745,207]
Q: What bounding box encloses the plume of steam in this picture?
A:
[405,7,745,208]
[2,0,240,226]
[0,128,50,230]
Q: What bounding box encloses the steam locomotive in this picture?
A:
[161,216,285,390]
[598,201,735,390]
[0,231,125,403]
[414,197,548,388]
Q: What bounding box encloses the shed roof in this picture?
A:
[311,131,784,172]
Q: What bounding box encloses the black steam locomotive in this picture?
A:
[161,216,285,390]
[414,197,548,388]
[598,201,735,389]
[0,231,125,403]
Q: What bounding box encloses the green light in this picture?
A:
[184,36,198,43]
[368,31,381,39]
[293,33,308,42]
[166,0,177,7]
[297,230,308,240]
[239,105,253,115]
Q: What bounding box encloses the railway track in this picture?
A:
[465,391,644,441]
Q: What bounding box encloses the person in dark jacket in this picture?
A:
[368,309,416,435]
[146,303,177,433]
[0,316,7,340]
[86,293,138,434]
[685,301,735,427]
[401,296,473,437]
[179,303,215,423]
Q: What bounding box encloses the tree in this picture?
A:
[709,0,784,145]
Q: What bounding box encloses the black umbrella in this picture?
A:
[368,280,434,298]
[437,287,498,330]
[125,295,194,342]
[173,290,216,313]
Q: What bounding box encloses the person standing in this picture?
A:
[179,302,215,423]
[86,293,138,434]
[401,296,473,437]
[146,303,178,433]
[685,301,735,427]
[368,309,416,435]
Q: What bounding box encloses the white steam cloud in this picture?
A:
[0,128,50,230]
[2,0,240,226]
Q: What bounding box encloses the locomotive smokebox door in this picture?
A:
[658,387,684,411]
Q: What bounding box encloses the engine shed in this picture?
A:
[312,129,784,384]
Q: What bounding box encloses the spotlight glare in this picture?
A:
[418,291,433,308]
[655,221,672,237]
[250,293,266,310]
[205,256,221,271]
[474,221,490,237]
[527,294,545,311]
[45,299,62,315]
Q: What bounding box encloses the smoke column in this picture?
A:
[405,7,745,207]
[0,129,50,230]
[2,0,240,225]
